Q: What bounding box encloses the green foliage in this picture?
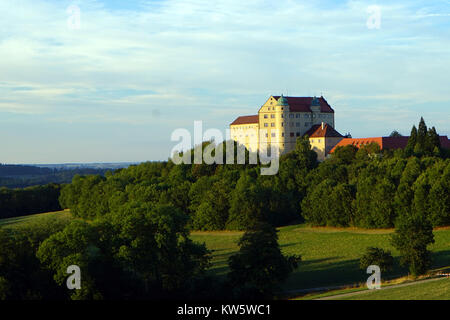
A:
[355,176,396,228]
[0,219,69,300]
[359,247,394,273]
[301,179,354,227]
[36,203,211,300]
[406,118,442,157]
[227,223,301,298]
[56,118,449,232]
[331,145,358,164]
[389,130,403,137]
[226,171,270,230]
[391,214,435,277]
[355,142,381,161]
[0,184,62,219]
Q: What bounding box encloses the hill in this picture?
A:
[192,224,450,292]
[2,211,449,299]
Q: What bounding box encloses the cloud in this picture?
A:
[0,0,449,162]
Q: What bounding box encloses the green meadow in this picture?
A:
[191,224,450,292]
[0,210,72,229]
[337,278,450,300]
[2,211,450,297]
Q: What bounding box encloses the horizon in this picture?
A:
[1,0,449,163]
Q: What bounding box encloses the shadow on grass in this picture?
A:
[283,249,450,292]
[432,249,450,268]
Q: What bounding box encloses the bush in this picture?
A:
[391,214,435,277]
[359,247,394,273]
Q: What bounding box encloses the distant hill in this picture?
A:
[0,163,138,188]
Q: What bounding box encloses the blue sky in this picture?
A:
[0,0,449,163]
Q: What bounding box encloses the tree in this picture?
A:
[302,179,354,227]
[426,127,441,156]
[331,145,358,164]
[226,171,271,230]
[417,117,428,151]
[37,203,211,299]
[360,247,394,273]
[227,222,301,298]
[0,223,67,300]
[391,214,435,277]
[394,157,422,217]
[293,136,318,170]
[356,142,381,161]
[389,131,403,137]
[405,125,418,156]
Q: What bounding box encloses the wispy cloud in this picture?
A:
[0,0,449,162]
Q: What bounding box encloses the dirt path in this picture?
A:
[316,277,447,300]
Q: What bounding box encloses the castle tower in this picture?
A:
[310,96,321,126]
[276,94,289,154]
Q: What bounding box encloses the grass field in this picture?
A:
[0,210,72,229]
[191,224,450,292]
[2,211,450,298]
[337,278,450,300]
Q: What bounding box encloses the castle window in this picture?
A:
[290,122,294,127]
[296,132,300,137]
[271,114,275,118]
[264,114,268,119]
[296,114,300,118]
[271,133,276,137]
[290,133,295,137]
[282,133,284,137]
[271,123,275,127]
[264,123,268,127]
[296,122,300,127]
[289,114,294,118]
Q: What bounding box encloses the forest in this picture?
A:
[0,118,448,300]
[60,118,449,230]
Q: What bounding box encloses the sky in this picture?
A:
[0,0,449,164]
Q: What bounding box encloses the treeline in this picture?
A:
[302,118,449,228]
[59,118,449,230]
[0,184,62,219]
[0,165,110,188]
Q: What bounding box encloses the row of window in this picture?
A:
[232,134,322,142]
[264,122,312,127]
[264,132,302,138]
[263,113,332,119]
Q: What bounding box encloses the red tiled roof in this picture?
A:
[272,96,335,113]
[304,123,343,138]
[440,136,450,149]
[230,115,259,126]
[330,135,450,153]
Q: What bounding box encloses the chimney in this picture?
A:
[321,122,325,130]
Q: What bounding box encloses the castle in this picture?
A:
[230,95,450,161]
[230,95,344,161]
